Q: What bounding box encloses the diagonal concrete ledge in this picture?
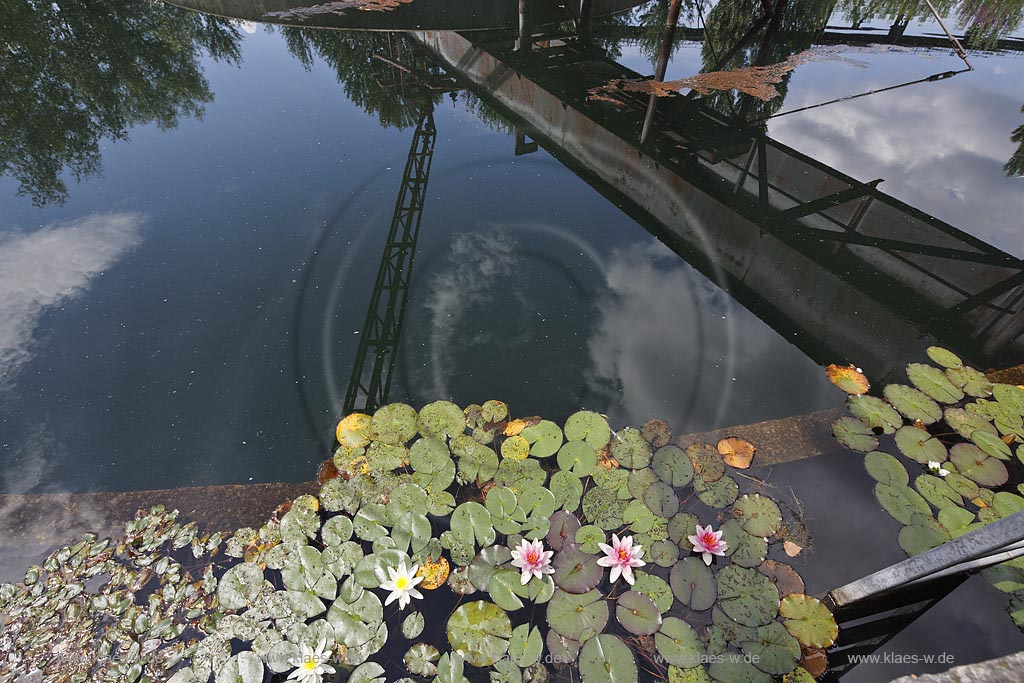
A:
[887,651,1024,682]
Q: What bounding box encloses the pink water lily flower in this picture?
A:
[689,524,728,566]
[511,538,554,585]
[596,533,646,585]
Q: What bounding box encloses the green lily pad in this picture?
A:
[487,486,527,535]
[469,545,513,592]
[582,488,628,530]
[496,458,547,492]
[372,403,419,445]
[864,451,909,486]
[627,468,659,499]
[489,568,526,611]
[326,589,384,650]
[354,549,411,588]
[946,365,992,397]
[720,520,768,568]
[831,417,878,453]
[218,563,265,611]
[510,624,544,667]
[579,634,637,683]
[643,481,680,518]
[547,588,609,642]
[452,502,496,548]
[354,503,391,542]
[576,526,606,554]
[405,643,441,676]
[884,384,942,424]
[655,617,705,668]
[894,425,946,464]
[593,467,630,496]
[447,601,512,667]
[322,515,354,546]
[521,420,564,458]
[847,395,903,434]
[521,486,557,520]
[215,652,264,683]
[907,363,964,404]
[994,383,1024,416]
[944,471,981,499]
[778,594,838,648]
[945,408,998,440]
[731,494,782,537]
[668,665,712,683]
[611,428,651,469]
[553,545,604,594]
[419,401,467,440]
[716,566,779,627]
[565,411,612,450]
[994,491,1024,517]
[453,436,500,484]
[740,622,799,676]
[898,521,949,556]
[546,631,581,669]
[402,611,425,639]
[712,606,758,645]
[550,471,584,512]
[437,653,469,683]
[950,443,1009,486]
[708,661,772,683]
[670,557,717,611]
[650,539,680,567]
[926,346,962,368]
[972,430,1013,460]
[410,437,452,474]
[694,475,739,509]
[623,500,656,534]
[631,571,674,613]
[548,511,583,551]
[914,474,962,509]
[938,506,975,535]
[683,444,721,484]
[616,590,662,635]
[448,566,475,594]
[558,441,599,477]
[874,483,932,524]
[668,512,701,547]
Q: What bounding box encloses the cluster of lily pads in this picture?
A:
[1,401,839,683]
[829,347,1024,627]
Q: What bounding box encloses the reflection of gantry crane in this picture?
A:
[344,106,436,414]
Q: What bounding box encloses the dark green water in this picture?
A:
[1,0,1023,677]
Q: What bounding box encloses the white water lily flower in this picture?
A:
[288,638,335,683]
[927,460,950,477]
[380,561,424,609]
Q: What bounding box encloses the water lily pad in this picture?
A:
[884,385,942,424]
[582,488,628,530]
[994,491,1024,517]
[718,437,756,469]
[489,568,526,611]
[938,506,976,535]
[436,653,469,683]
[950,443,1009,486]
[548,511,583,551]
[419,401,467,440]
[496,458,548,492]
[650,540,680,567]
[864,451,909,486]
[946,365,992,397]
[553,545,604,593]
[410,437,452,474]
[847,395,903,434]
[914,474,962,510]
[521,420,564,457]
[326,589,383,650]
[215,652,264,683]
[405,643,441,676]
[695,475,739,509]
[354,503,391,542]
[510,624,544,667]
[717,566,779,627]
[971,430,1013,460]
[546,631,581,669]
[576,526,606,553]
[894,425,946,464]
[825,364,870,394]
[593,466,630,496]
[487,486,527,535]
[731,494,782,537]
[218,563,265,610]
[656,617,705,668]
[874,483,932,525]
[447,601,512,667]
[757,561,804,597]
[644,481,680,518]
[670,557,717,611]
[927,346,962,368]
[831,417,877,452]
[898,521,949,556]
[669,512,701,546]
[558,441,599,477]
[579,634,637,683]
[708,661,772,683]
[354,549,411,588]
[623,500,656,534]
[521,486,557,520]
[778,594,837,648]
[469,545,513,592]
[907,362,964,404]
[372,403,419,445]
[322,515,354,546]
[721,520,768,568]
[547,588,609,642]
[550,471,584,512]
[337,412,373,447]
[994,383,1024,416]
[628,468,660,499]
[945,408,998,440]
[452,502,496,548]
[642,419,673,447]
[448,566,475,594]
[683,444,721,484]
[611,428,651,469]
[503,435,532,461]
[632,571,674,613]
[565,411,612,450]
[402,611,425,638]
[740,622,800,675]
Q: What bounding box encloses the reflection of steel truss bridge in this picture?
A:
[344,16,1024,414]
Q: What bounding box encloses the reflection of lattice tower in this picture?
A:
[344,107,436,415]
